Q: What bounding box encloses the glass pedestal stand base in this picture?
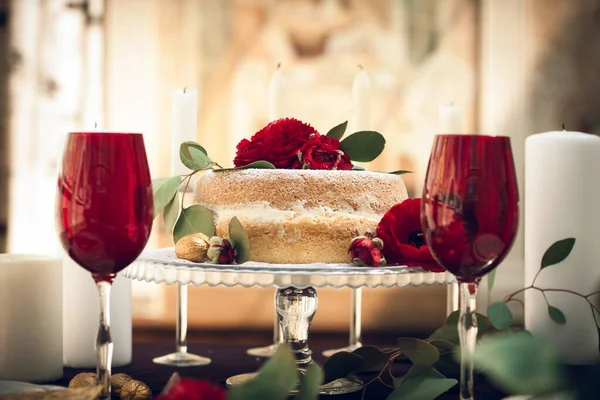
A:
[227,287,363,395]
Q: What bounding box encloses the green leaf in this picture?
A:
[163,193,179,237]
[429,339,459,355]
[487,302,514,330]
[541,238,576,270]
[326,121,348,140]
[152,176,181,218]
[229,216,250,264]
[351,346,389,370]
[180,141,208,158]
[389,366,457,400]
[488,269,497,291]
[428,325,459,345]
[387,170,413,175]
[548,305,566,324]
[214,160,277,172]
[351,165,365,171]
[473,332,566,395]
[397,338,439,366]
[294,364,323,400]
[322,352,364,384]
[180,144,212,171]
[228,345,298,400]
[339,131,386,162]
[173,205,215,244]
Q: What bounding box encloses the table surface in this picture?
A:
[49,342,506,399]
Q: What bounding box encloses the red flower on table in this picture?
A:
[376,198,445,272]
[292,135,353,170]
[349,237,385,267]
[157,379,227,400]
[234,118,318,169]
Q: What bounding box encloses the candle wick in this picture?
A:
[562,123,566,131]
[94,121,97,129]
[277,62,281,69]
[357,64,363,70]
[183,86,187,94]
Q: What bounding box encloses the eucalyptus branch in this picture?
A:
[180,172,196,210]
[504,285,600,315]
[361,351,402,400]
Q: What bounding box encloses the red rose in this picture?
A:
[157,379,226,400]
[207,237,237,264]
[376,198,445,272]
[234,118,318,168]
[349,237,385,267]
[293,135,353,170]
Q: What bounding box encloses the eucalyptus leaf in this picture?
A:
[163,193,179,237]
[294,364,323,400]
[340,131,385,162]
[152,176,181,218]
[472,332,566,395]
[428,325,459,345]
[387,170,413,175]
[173,205,215,244]
[541,238,576,270]
[548,305,567,324]
[389,366,457,400]
[487,301,514,330]
[227,345,298,400]
[397,337,439,366]
[322,351,364,384]
[351,346,389,370]
[229,216,250,264]
[180,145,212,171]
[213,160,277,172]
[326,121,348,140]
[180,141,208,158]
[445,311,489,336]
[488,269,497,291]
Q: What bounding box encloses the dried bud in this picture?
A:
[68,373,96,389]
[348,236,386,267]
[207,236,237,264]
[120,380,152,400]
[175,232,211,262]
[111,373,133,395]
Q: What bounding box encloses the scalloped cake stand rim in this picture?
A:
[123,247,455,289]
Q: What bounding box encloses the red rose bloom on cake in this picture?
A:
[293,135,353,170]
[376,198,445,272]
[234,118,318,168]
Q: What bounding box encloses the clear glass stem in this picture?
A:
[96,280,113,399]
[349,288,362,347]
[275,287,318,366]
[176,284,188,354]
[459,282,478,400]
[447,281,460,315]
[273,309,283,344]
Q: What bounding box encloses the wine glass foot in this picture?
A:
[153,352,211,367]
[225,373,363,395]
[246,343,279,358]
[322,342,363,358]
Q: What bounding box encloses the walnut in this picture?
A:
[67,372,96,389]
[111,373,133,395]
[120,380,152,400]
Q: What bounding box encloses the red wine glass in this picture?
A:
[56,132,153,398]
[421,134,519,400]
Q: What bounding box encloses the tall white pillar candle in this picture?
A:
[437,105,463,134]
[63,256,132,367]
[351,67,371,133]
[269,64,288,122]
[0,255,62,382]
[525,130,600,364]
[171,88,198,176]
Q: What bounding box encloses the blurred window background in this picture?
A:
[1,0,600,337]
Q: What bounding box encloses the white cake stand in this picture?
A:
[123,248,455,395]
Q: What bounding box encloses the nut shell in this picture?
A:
[175,232,210,262]
[68,372,96,389]
[120,379,152,400]
[111,373,133,395]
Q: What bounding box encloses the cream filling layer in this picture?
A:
[198,200,382,223]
